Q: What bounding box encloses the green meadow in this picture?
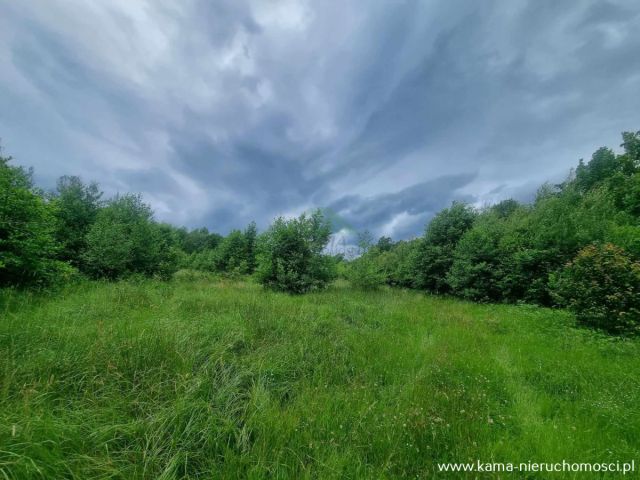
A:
[1,277,639,479]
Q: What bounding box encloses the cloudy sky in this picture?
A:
[1,1,640,239]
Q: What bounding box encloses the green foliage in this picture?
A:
[0,155,63,286]
[575,147,619,192]
[182,223,258,276]
[447,213,506,301]
[376,235,394,252]
[620,130,640,172]
[214,229,249,275]
[608,223,640,259]
[344,236,421,290]
[2,129,640,340]
[83,194,176,279]
[550,243,640,334]
[181,227,222,253]
[490,198,520,218]
[188,248,218,272]
[345,252,386,290]
[256,210,334,293]
[51,175,103,267]
[414,202,477,292]
[377,239,421,287]
[243,221,258,274]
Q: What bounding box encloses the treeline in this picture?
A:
[344,131,640,334]
[0,151,335,293]
[2,131,639,333]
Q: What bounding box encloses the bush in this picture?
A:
[345,253,386,290]
[447,214,506,301]
[414,202,477,292]
[83,195,176,279]
[0,155,62,287]
[550,243,640,334]
[377,240,420,288]
[214,230,249,275]
[51,175,103,267]
[188,249,218,272]
[256,210,335,293]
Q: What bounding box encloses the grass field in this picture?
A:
[1,276,639,479]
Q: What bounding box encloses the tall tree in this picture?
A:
[52,175,103,267]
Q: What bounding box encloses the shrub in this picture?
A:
[549,243,640,334]
[256,210,335,293]
[214,230,249,275]
[377,240,420,288]
[189,249,218,272]
[447,214,506,301]
[51,175,103,267]
[345,253,386,290]
[0,155,62,287]
[414,202,477,292]
[83,195,176,279]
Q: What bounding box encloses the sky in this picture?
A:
[1,0,640,240]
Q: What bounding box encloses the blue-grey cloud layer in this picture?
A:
[1,0,639,238]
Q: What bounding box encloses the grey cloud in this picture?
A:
[0,0,639,238]
[328,173,477,239]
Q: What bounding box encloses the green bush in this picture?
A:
[0,155,63,287]
[414,202,477,292]
[83,195,176,279]
[214,230,249,275]
[345,253,386,290]
[550,243,640,334]
[256,210,335,293]
[50,175,103,267]
[377,240,420,288]
[447,214,506,301]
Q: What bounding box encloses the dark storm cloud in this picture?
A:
[1,0,639,238]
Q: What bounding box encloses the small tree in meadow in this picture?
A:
[256,210,334,293]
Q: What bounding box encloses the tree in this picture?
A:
[214,230,248,274]
[244,221,258,274]
[83,194,174,279]
[375,239,420,288]
[357,230,374,255]
[182,227,222,254]
[490,199,520,219]
[0,154,63,286]
[51,175,103,267]
[376,236,394,252]
[447,213,506,301]
[575,147,619,192]
[256,210,335,293]
[620,130,640,173]
[345,251,385,290]
[414,202,477,292]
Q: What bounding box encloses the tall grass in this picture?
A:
[1,277,638,478]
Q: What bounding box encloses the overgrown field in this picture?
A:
[1,278,639,479]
